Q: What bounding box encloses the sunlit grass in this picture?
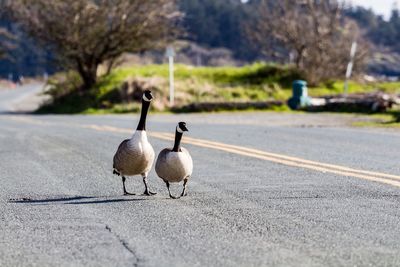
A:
[39,62,400,115]
[352,121,400,128]
[310,80,400,96]
[99,63,400,102]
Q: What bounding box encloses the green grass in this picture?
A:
[96,63,301,103]
[101,63,298,85]
[37,63,400,115]
[351,110,400,128]
[352,120,400,128]
[311,80,400,96]
[98,63,400,102]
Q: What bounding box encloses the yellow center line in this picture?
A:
[152,133,400,187]
[4,116,400,188]
[159,133,400,182]
[78,124,400,188]
[1,115,50,125]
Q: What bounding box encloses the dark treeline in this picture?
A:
[345,6,400,52]
[179,0,257,60]
[1,0,400,79]
[0,20,55,80]
[180,0,400,60]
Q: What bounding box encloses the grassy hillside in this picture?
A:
[37,63,400,114]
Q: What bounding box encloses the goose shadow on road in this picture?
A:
[7,195,152,205]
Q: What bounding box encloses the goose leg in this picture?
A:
[122,176,136,195]
[142,175,157,196]
[180,178,189,197]
[165,181,179,199]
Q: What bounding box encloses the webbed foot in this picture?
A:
[143,190,157,196]
[123,192,136,196]
[169,194,180,199]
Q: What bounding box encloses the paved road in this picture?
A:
[1,85,400,266]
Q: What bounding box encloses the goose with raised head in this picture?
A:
[155,122,193,199]
[113,90,156,196]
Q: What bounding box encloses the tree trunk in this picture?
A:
[82,67,97,90]
[295,46,306,69]
[105,58,116,76]
[76,59,98,90]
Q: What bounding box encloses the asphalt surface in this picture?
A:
[1,84,400,267]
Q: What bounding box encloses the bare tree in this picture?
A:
[246,0,369,85]
[4,0,180,89]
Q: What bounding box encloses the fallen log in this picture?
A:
[306,92,399,113]
[172,100,284,113]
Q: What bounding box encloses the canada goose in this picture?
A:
[113,90,156,196]
[155,122,193,199]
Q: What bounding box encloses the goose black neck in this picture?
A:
[136,99,150,131]
[172,130,183,152]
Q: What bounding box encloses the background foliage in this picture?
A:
[1,0,400,79]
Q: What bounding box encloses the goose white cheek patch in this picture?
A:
[143,95,151,102]
[177,126,184,133]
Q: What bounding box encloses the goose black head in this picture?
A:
[177,122,189,133]
[143,90,153,102]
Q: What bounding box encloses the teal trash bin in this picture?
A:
[288,80,311,110]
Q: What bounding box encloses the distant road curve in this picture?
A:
[0,82,46,113]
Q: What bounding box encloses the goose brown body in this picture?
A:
[154,122,192,198]
[155,147,193,183]
[112,90,156,196]
[113,131,155,176]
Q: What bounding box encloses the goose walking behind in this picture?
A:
[113,90,156,196]
[155,122,193,199]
